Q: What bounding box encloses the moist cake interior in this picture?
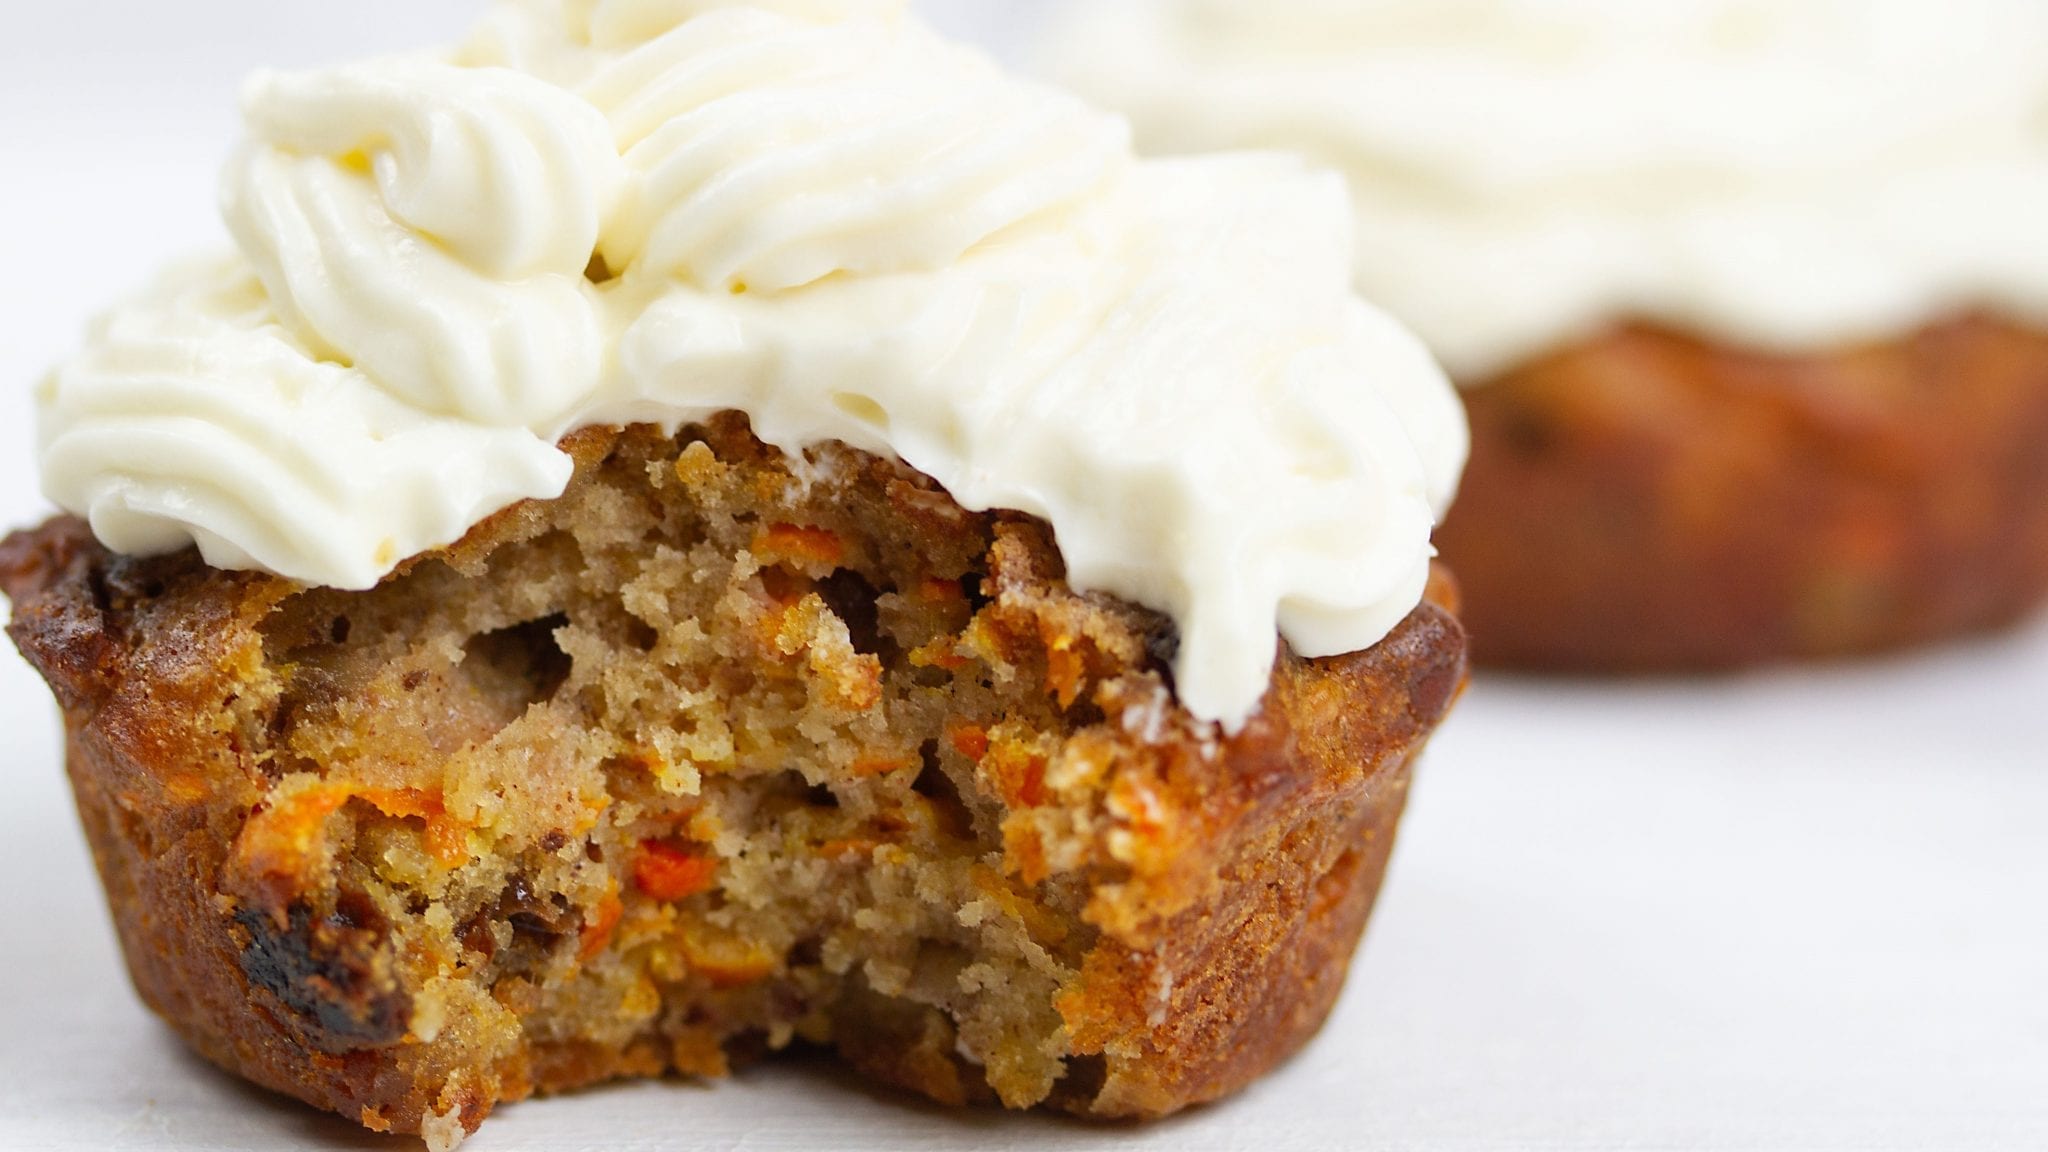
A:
[235,414,1165,1114]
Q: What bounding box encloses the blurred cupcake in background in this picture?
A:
[1051,0,2048,670]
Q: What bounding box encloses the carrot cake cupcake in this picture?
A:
[1054,0,2048,669]
[1,1,1469,1146]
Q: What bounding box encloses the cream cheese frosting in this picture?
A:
[36,0,1468,732]
[1049,0,2048,380]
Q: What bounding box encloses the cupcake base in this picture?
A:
[2,418,1466,1147]
[1436,315,2048,670]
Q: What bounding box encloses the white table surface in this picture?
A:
[2,4,2044,1150]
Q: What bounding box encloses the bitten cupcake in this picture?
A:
[1053,0,2048,669]
[2,1,1469,1146]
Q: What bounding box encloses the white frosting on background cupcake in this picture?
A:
[35,0,1469,732]
[1050,0,2048,379]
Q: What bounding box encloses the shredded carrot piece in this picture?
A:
[909,639,972,671]
[754,523,844,567]
[632,840,719,903]
[848,755,912,778]
[356,787,435,820]
[986,741,1048,808]
[1005,822,1051,886]
[947,722,989,763]
[579,889,624,961]
[1016,756,1048,808]
[236,787,351,899]
[421,819,471,869]
[356,788,471,868]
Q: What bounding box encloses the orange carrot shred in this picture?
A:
[754,523,844,567]
[579,890,624,961]
[632,840,718,903]
[948,723,990,762]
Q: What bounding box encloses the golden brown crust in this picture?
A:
[1055,574,1460,1117]
[2,420,1465,1143]
[1435,314,2048,670]
[2,524,496,1134]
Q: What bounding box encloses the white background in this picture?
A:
[1,4,2044,1150]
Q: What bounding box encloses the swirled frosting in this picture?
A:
[1050,0,2048,379]
[36,0,1468,731]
